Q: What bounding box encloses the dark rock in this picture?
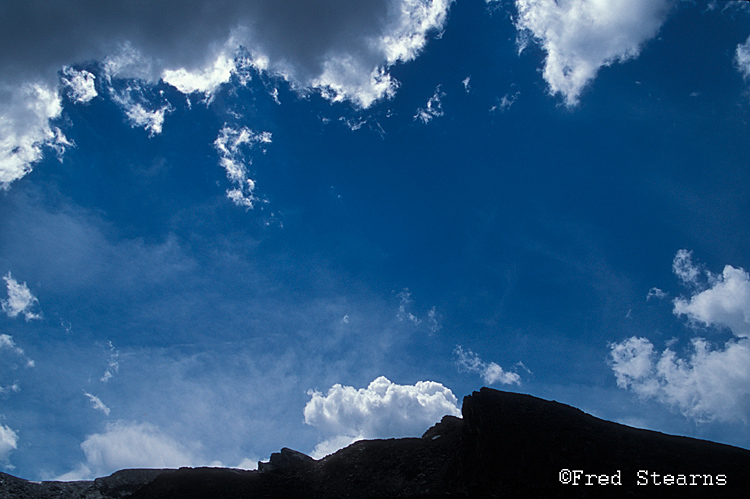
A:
[258,448,315,473]
[3,388,750,498]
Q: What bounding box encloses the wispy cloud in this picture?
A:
[214,125,272,208]
[672,249,701,286]
[395,288,441,333]
[304,376,460,459]
[2,272,41,321]
[100,342,120,383]
[107,79,172,137]
[414,85,446,124]
[490,91,519,113]
[454,346,522,385]
[610,250,750,423]
[396,288,421,325]
[0,334,35,368]
[84,392,111,416]
[647,287,667,300]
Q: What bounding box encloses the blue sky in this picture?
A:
[2,0,750,481]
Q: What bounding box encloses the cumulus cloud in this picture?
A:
[737,35,750,81]
[514,0,671,105]
[304,376,460,459]
[674,263,750,338]
[0,0,453,186]
[610,251,750,423]
[214,126,272,208]
[454,346,522,385]
[58,421,199,480]
[1,272,41,321]
[413,85,446,124]
[0,84,66,189]
[0,424,18,462]
[610,336,750,423]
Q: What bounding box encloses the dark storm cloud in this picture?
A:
[0,0,389,84]
[1,0,451,186]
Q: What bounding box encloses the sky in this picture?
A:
[1,0,750,481]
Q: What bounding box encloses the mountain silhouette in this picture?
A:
[2,388,749,498]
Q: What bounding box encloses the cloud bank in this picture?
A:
[304,376,460,459]
[610,251,750,423]
[513,0,671,105]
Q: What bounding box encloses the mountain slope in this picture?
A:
[3,388,749,498]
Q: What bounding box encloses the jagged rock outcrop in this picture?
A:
[3,388,750,498]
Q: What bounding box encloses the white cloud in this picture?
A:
[454,345,522,385]
[85,392,111,416]
[101,341,120,383]
[235,457,259,471]
[490,91,519,112]
[61,67,97,104]
[514,0,671,105]
[413,84,446,124]
[396,288,421,325]
[647,287,667,300]
[610,336,750,423]
[674,264,750,338]
[0,383,20,394]
[58,421,199,480]
[304,376,460,459]
[1,1,454,185]
[462,76,471,92]
[1,272,41,321]
[0,334,27,361]
[672,248,701,286]
[108,81,171,137]
[737,35,750,81]
[314,0,453,108]
[611,251,750,423]
[0,424,18,462]
[214,126,272,208]
[162,51,236,98]
[124,104,170,136]
[0,83,66,189]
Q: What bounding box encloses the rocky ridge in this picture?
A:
[2,388,749,498]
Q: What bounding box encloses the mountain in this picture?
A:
[3,388,749,498]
